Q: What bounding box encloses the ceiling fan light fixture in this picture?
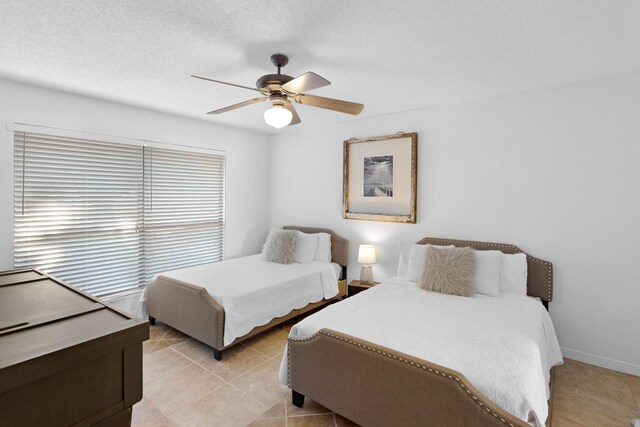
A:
[264,105,292,128]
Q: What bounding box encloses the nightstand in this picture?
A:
[348,279,380,297]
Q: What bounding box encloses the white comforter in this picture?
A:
[278,278,563,426]
[143,255,339,345]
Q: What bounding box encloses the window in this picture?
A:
[13,130,225,297]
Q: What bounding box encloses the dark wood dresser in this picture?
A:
[0,268,149,426]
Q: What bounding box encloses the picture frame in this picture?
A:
[343,132,417,223]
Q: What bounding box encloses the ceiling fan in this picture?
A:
[191,54,364,128]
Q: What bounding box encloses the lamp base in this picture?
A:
[359,265,373,284]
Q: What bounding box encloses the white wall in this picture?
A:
[267,72,640,375]
[0,77,270,270]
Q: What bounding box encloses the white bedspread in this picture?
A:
[278,279,562,426]
[143,255,339,345]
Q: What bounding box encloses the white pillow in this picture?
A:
[294,231,318,264]
[473,250,502,297]
[406,244,455,282]
[314,233,332,263]
[500,252,528,295]
[396,242,413,276]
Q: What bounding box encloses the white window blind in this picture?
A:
[142,146,225,279]
[14,130,225,297]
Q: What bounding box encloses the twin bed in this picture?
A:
[145,231,561,427]
[145,226,348,360]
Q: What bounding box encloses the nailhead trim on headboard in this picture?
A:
[416,237,553,302]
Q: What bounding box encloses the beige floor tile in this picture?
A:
[131,395,152,425]
[143,338,172,356]
[149,323,170,340]
[286,398,332,417]
[287,414,336,426]
[163,337,189,347]
[246,418,286,427]
[170,338,213,362]
[242,328,289,359]
[143,347,193,385]
[554,359,637,408]
[132,397,176,427]
[256,398,286,419]
[163,327,188,340]
[197,344,269,382]
[230,359,290,407]
[553,383,639,427]
[146,325,188,347]
[627,374,640,407]
[334,413,360,427]
[551,415,586,426]
[145,362,225,415]
[171,336,270,382]
[169,384,267,427]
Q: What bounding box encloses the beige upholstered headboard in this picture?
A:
[416,237,553,306]
[283,226,349,268]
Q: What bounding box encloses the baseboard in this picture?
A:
[561,347,640,376]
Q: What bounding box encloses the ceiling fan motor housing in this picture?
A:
[256,74,293,92]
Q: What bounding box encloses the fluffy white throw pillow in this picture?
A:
[407,244,455,282]
[419,246,475,297]
[262,228,296,264]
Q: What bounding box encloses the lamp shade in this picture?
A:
[358,244,376,264]
[264,105,293,128]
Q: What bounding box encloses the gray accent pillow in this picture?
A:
[263,229,296,264]
[419,246,475,297]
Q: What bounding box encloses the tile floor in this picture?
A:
[134,321,640,427]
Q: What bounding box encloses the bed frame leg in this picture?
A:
[148,316,156,326]
[292,390,305,408]
[213,349,222,361]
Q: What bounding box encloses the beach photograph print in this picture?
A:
[363,155,394,197]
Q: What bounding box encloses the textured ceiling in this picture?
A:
[1,1,640,134]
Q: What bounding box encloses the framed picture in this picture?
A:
[343,132,417,223]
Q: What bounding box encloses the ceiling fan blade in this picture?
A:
[207,97,266,115]
[294,94,364,115]
[191,75,266,94]
[281,72,331,94]
[284,101,301,125]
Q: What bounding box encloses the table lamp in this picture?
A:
[358,244,376,284]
